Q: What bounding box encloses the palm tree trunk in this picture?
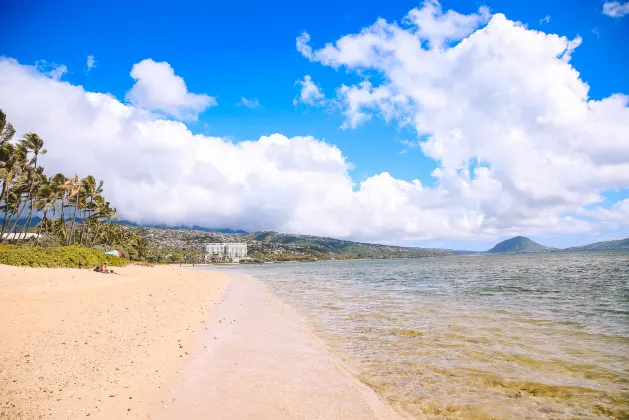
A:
[60,196,66,243]
[36,207,50,244]
[80,202,91,246]
[91,218,103,247]
[68,196,78,246]
[19,155,38,240]
[0,180,11,241]
[20,190,37,240]
[0,181,6,239]
[8,200,27,237]
[83,196,93,246]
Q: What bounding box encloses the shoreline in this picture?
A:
[153,272,400,420]
[0,264,401,419]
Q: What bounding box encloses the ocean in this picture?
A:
[227,253,629,419]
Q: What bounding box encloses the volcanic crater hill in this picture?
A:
[486,235,629,253]
[487,236,555,253]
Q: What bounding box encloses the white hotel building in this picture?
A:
[200,243,248,261]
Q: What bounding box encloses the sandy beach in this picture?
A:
[0,264,228,419]
[0,264,399,419]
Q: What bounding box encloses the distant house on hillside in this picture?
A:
[200,243,247,261]
[1,233,40,240]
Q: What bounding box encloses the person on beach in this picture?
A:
[93,263,120,275]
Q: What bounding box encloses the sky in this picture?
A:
[1,0,628,251]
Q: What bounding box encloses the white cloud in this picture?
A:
[0,56,616,243]
[125,59,217,121]
[603,1,629,17]
[240,97,261,108]
[293,75,325,106]
[295,1,629,237]
[581,198,629,234]
[403,0,490,49]
[540,15,551,24]
[86,55,96,72]
[1,1,628,243]
[296,32,313,60]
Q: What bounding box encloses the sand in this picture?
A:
[1,264,400,420]
[0,264,229,419]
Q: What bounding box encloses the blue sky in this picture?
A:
[1,0,629,250]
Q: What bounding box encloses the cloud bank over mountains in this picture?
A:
[1,1,628,243]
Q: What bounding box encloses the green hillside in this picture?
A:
[487,236,553,253]
[564,238,629,252]
[245,231,448,259]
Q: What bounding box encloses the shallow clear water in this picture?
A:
[223,253,629,419]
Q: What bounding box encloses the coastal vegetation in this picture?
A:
[0,245,128,268]
[0,109,149,266]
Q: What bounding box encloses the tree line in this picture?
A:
[0,109,149,259]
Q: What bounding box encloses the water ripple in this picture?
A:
[227,252,629,419]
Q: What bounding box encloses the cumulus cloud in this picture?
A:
[86,55,96,72]
[1,1,628,243]
[293,75,325,106]
[0,55,617,243]
[603,1,629,17]
[296,1,629,236]
[240,97,261,108]
[125,59,217,121]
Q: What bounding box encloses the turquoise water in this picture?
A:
[226,253,629,419]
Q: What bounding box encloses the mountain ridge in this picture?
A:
[116,220,248,234]
[13,217,628,256]
[564,237,629,252]
[129,223,629,256]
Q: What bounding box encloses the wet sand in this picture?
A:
[154,273,400,420]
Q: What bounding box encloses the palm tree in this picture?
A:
[1,142,28,240]
[3,149,30,238]
[79,176,103,246]
[35,177,58,242]
[90,199,115,247]
[0,109,15,146]
[18,133,47,239]
[0,110,144,256]
[60,175,81,245]
[48,173,69,242]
